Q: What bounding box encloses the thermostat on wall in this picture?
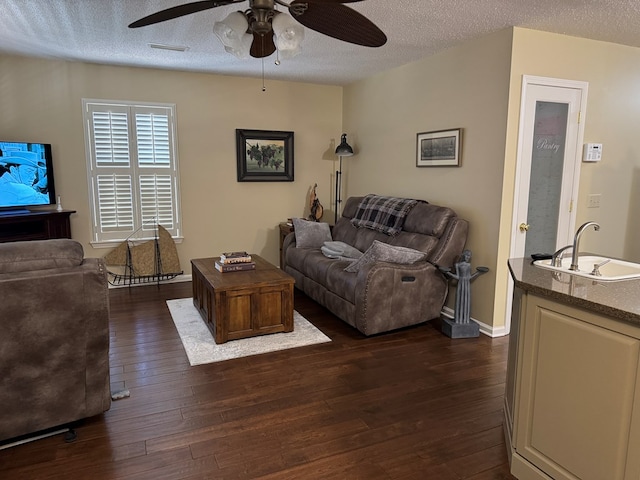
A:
[583,143,603,162]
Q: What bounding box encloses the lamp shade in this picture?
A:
[272,13,304,60]
[213,11,252,59]
[335,133,354,157]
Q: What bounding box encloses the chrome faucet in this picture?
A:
[550,221,601,270]
[551,244,573,267]
[569,221,600,271]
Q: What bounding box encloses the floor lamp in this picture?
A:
[334,133,354,224]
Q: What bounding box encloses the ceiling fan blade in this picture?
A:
[290,1,386,47]
[128,0,237,28]
[250,33,276,58]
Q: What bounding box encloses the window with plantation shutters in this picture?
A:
[83,100,182,245]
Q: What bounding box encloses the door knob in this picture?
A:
[519,223,530,232]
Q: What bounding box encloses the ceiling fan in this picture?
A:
[128,0,387,60]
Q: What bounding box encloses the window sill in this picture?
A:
[90,236,184,249]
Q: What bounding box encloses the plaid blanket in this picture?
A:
[350,194,422,236]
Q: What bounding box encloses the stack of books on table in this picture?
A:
[215,251,256,272]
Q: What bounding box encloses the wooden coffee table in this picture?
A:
[191,255,294,344]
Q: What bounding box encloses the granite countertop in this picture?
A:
[508,257,640,325]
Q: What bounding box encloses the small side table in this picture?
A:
[279,222,294,269]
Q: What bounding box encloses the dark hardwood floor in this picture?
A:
[1,282,515,479]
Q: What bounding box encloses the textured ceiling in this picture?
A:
[2,0,640,85]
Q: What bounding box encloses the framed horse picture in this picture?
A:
[236,129,294,182]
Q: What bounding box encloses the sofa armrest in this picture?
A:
[282,231,296,251]
[353,260,448,335]
[429,217,469,268]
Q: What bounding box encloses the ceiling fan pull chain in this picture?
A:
[261,57,266,92]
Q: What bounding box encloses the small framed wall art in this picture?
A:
[416,128,462,167]
[236,129,294,182]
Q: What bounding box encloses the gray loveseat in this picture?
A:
[283,195,468,335]
[0,239,111,443]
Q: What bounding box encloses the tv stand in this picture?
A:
[0,209,32,216]
[0,210,75,243]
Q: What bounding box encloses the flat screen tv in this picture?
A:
[0,141,56,212]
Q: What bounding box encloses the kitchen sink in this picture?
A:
[533,255,640,281]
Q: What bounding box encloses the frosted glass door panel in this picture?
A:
[524,101,569,256]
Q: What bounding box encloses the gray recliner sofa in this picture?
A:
[283,195,468,336]
[0,239,111,443]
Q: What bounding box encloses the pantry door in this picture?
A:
[512,77,588,258]
[505,76,588,334]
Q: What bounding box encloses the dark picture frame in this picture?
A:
[236,129,294,182]
[416,128,462,167]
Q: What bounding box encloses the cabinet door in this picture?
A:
[516,296,640,480]
[504,286,525,453]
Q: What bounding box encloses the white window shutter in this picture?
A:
[96,174,134,232]
[92,111,130,167]
[136,112,171,167]
[139,174,174,230]
[83,100,181,244]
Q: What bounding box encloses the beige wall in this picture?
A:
[0,54,343,268]
[4,26,639,334]
[506,28,640,261]
[495,28,640,332]
[342,29,514,332]
[345,27,640,332]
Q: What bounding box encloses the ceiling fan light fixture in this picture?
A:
[272,13,304,60]
[129,0,386,63]
[213,11,252,59]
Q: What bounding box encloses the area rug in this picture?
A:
[166,298,331,366]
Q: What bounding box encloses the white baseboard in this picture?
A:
[106,278,506,338]
[440,306,507,338]
[510,452,554,480]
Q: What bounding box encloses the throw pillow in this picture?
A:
[320,246,358,262]
[322,241,363,259]
[293,218,332,248]
[321,245,341,259]
[344,240,426,273]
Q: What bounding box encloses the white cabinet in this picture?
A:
[504,286,525,459]
[507,293,640,480]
